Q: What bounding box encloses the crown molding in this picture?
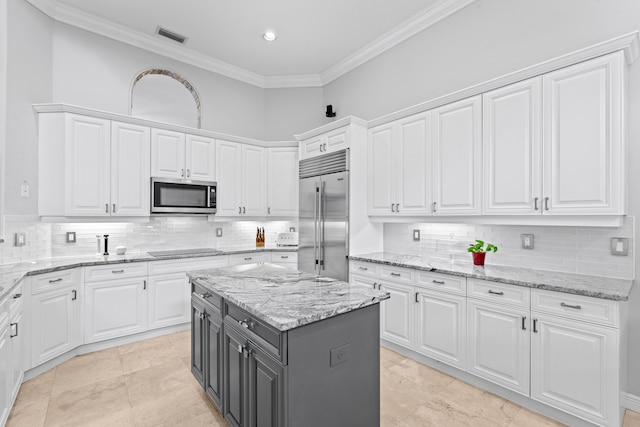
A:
[320,0,477,85]
[26,0,475,89]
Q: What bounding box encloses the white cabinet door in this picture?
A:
[415,289,465,369]
[379,281,414,349]
[147,273,190,330]
[64,114,111,216]
[186,134,216,181]
[267,147,298,217]
[299,129,349,160]
[483,78,542,215]
[9,309,23,398]
[0,327,9,425]
[367,123,395,215]
[397,113,431,215]
[31,287,80,366]
[467,299,530,396]
[242,145,266,216]
[84,278,147,343]
[432,95,482,215]
[111,122,150,216]
[151,128,186,179]
[542,52,624,215]
[216,140,243,216]
[531,313,619,427]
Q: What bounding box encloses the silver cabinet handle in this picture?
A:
[13,293,22,299]
[143,280,147,290]
[10,323,18,338]
[432,280,445,285]
[396,203,400,213]
[49,278,63,283]
[372,282,377,290]
[433,202,437,213]
[186,169,190,178]
[239,319,253,329]
[112,269,124,274]
[534,197,539,211]
[281,256,289,259]
[359,266,368,271]
[390,272,401,277]
[544,197,550,211]
[243,206,246,214]
[239,206,242,214]
[415,292,419,303]
[488,290,504,295]
[181,168,185,178]
[196,292,211,299]
[391,203,395,213]
[105,203,109,213]
[522,316,527,331]
[244,257,252,261]
[533,318,538,333]
[112,203,116,214]
[560,302,582,310]
[268,207,271,214]
[323,143,327,151]
[71,289,77,300]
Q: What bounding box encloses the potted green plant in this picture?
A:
[467,239,498,266]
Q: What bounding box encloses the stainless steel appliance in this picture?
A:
[151,178,216,214]
[299,149,348,280]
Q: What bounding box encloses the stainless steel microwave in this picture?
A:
[151,178,217,214]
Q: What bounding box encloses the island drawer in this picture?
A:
[350,261,380,277]
[467,279,530,309]
[228,253,268,266]
[32,269,75,294]
[224,302,285,363]
[84,262,147,282]
[192,283,222,312]
[416,271,466,295]
[531,289,619,327]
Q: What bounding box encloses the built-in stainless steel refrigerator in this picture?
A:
[298,149,349,281]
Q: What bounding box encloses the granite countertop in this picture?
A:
[189,263,390,331]
[0,246,298,301]
[349,252,633,301]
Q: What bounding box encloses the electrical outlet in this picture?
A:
[521,234,534,249]
[14,232,26,247]
[216,228,223,237]
[289,227,296,232]
[66,232,76,243]
[611,238,629,256]
[20,182,29,198]
[413,229,420,241]
[330,343,350,367]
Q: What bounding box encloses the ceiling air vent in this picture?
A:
[156,26,188,44]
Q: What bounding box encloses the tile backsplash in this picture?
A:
[384,218,635,279]
[0,216,296,264]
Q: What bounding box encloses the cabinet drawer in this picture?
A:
[84,262,148,282]
[467,279,530,309]
[270,252,298,264]
[416,271,466,295]
[148,256,229,275]
[380,266,413,284]
[350,261,380,277]
[531,289,619,328]
[9,284,23,315]
[225,302,285,363]
[228,252,268,266]
[32,269,75,294]
[192,282,222,312]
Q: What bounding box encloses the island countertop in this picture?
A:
[188,263,390,331]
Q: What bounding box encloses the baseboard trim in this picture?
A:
[622,392,640,413]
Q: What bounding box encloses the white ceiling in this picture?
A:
[27,0,476,88]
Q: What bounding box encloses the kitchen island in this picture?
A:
[188,263,389,427]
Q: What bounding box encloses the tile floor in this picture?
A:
[6,331,640,427]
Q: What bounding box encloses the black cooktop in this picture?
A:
[147,248,222,257]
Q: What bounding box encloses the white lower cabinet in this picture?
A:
[467,298,530,395]
[379,280,414,348]
[8,289,24,399]
[147,273,189,330]
[30,271,81,367]
[269,252,298,268]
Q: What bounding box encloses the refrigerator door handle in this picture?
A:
[314,183,319,272]
[320,180,326,270]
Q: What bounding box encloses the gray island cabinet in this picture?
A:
[188,263,389,427]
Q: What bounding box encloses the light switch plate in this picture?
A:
[66,232,76,243]
[611,238,629,256]
[216,228,223,237]
[521,234,534,249]
[413,230,420,241]
[14,232,26,247]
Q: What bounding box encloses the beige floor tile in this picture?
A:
[5,398,48,427]
[118,336,183,374]
[508,407,567,427]
[397,400,503,427]
[389,357,456,390]
[380,365,432,425]
[129,384,213,427]
[380,346,405,370]
[51,348,123,395]
[181,355,191,369]
[124,359,193,403]
[168,330,191,359]
[117,334,172,355]
[435,378,520,426]
[13,368,55,403]
[624,410,640,427]
[44,376,134,427]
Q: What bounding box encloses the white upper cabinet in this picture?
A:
[483,78,543,215]
[542,51,625,215]
[300,127,349,160]
[151,130,215,181]
[267,147,298,217]
[38,113,150,217]
[368,113,431,216]
[432,95,482,215]
[216,140,266,217]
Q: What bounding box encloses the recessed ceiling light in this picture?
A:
[263,31,277,42]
